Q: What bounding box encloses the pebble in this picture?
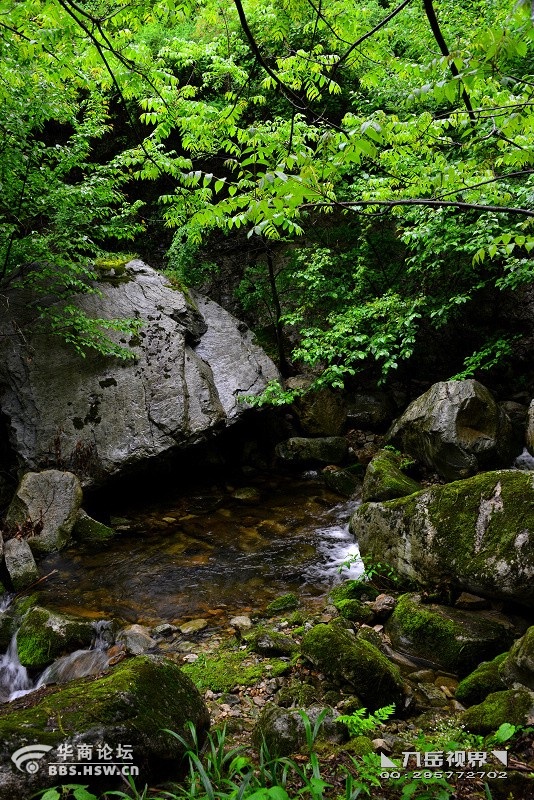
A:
[179,618,209,635]
[182,653,199,663]
[230,615,253,631]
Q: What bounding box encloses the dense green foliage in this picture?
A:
[1,0,533,376]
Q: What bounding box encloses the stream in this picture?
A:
[34,473,363,627]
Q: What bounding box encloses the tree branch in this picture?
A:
[303,198,534,216]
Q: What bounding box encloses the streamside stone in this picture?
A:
[301,622,404,710]
[275,437,348,465]
[252,704,345,756]
[385,593,515,675]
[362,449,421,502]
[17,606,95,669]
[0,655,210,800]
[3,538,39,590]
[72,509,115,546]
[5,470,82,554]
[350,470,534,606]
[0,261,278,487]
[499,625,534,690]
[386,380,515,481]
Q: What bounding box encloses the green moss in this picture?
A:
[73,511,116,547]
[182,644,290,692]
[344,735,375,757]
[0,655,208,757]
[362,449,421,503]
[334,598,374,624]
[456,653,508,706]
[246,627,298,656]
[329,580,379,604]
[387,594,513,674]
[277,681,319,708]
[17,606,94,668]
[301,623,403,711]
[266,593,300,615]
[460,688,534,734]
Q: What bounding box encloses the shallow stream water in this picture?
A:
[36,474,363,628]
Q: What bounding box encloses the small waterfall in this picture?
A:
[0,618,113,702]
[0,633,32,702]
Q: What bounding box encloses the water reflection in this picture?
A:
[37,475,363,625]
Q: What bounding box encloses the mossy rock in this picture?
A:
[266,593,300,615]
[460,688,534,734]
[247,627,298,656]
[252,704,345,756]
[329,580,379,604]
[72,509,116,546]
[386,594,515,675]
[17,606,96,668]
[181,643,290,692]
[455,652,508,706]
[345,735,375,757]
[322,465,363,498]
[301,623,404,711]
[0,655,209,799]
[499,625,534,690]
[362,449,421,503]
[334,598,374,625]
[277,681,319,708]
[350,470,534,606]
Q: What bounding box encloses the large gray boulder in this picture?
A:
[0,655,210,800]
[350,470,534,607]
[5,470,82,554]
[387,380,515,481]
[0,261,278,486]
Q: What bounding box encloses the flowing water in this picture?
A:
[34,473,363,627]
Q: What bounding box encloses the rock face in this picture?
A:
[0,261,278,486]
[387,380,515,481]
[350,470,534,606]
[17,606,96,669]
[385,593,514,675]
[0,655,210,800]
[5,470,82,554]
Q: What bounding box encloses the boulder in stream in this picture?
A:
[0,260,278,487]
[386,380,516,481]
[3,538,39,591]
[350,470,534,606]
[5,470,82,554]
[17,606,96,669]
[0,655,210,800]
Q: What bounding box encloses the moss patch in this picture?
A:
[301,623,403,711]
[362,449,421,503]
[333,598,374,624]
[386,594,514,675]
[266,593,300,615]
[460,688,534,734]
[456,653,508,706]
[17,606,94,669]
[182,643,291,692]
[329,580,379,604]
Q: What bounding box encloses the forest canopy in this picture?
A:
[1,0,533,386]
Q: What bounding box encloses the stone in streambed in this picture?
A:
[17,606,96,669]
[362,449,421,502]
[3,537,39,590]
[6,470,82,554]
[72,509,116,546]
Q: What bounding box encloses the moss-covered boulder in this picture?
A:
[455,653,508,706]
[252,704,345,756]
[301,623,404,711]
[0,655,210,800]
[350,470,534,606]
[386,594,514,675]
[386,380,515,481]
[3,538,39,590]
[16,606,96,669]
[460,688,534,734]
[322,465,362,497]
[362,449,421,503]
[247,627,297,656]
[72,509,116,546]
[499,625,534,690]
[333,598,374,625]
